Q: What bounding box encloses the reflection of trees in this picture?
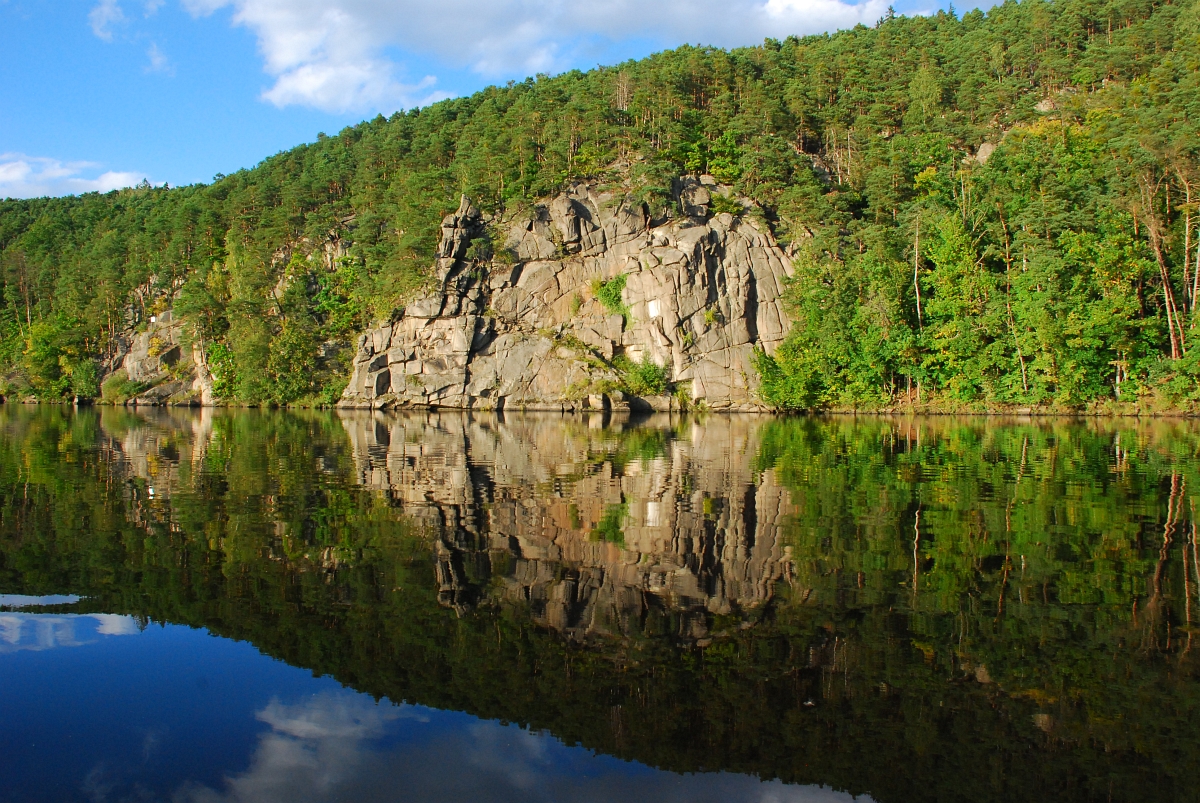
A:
[754,416,1200,785]
[2,407,1200,801]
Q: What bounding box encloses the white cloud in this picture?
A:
[89,0,126,41]
[146,42,173,73]
[180,693,410,803]
[145,0,166,14]
[261,60,439,113]
[182,0,890,114]
[0,153,147,199]
[92,613,141,635]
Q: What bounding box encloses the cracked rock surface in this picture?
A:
[341,178,794,412]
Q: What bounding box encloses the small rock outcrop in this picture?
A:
[109,310,214,405]
[341,178,794,412]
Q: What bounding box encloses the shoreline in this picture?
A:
[6,397,1200,420]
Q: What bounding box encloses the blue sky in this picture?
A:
[0,0,960,198]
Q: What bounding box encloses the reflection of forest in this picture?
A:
[4,406,1200,803]
[340,411,795,639]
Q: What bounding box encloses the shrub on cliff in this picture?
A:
[592,275,629,320]
[616,355,668,397]
[100,369,145,404]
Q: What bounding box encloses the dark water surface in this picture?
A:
[2,407,1199,802]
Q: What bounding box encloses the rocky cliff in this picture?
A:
[340,177,794,412]
[106,309,216,406]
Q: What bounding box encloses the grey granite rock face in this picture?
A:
[341,179,794,412]
[113,310,212,406]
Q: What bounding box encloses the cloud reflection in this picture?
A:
[0,593,83,608]
[180,692,868,803]
[0,613,140,653]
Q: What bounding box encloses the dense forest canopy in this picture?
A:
[0,0,1197,408]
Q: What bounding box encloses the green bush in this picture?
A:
[266,323,318,404]
[709,193,743,216]
[464,234,493,263]
[615,354,668,396]
[23,317,81,397]
[592,274,629,319]
[206,342,237,400]
[753,346,822,410]
[69,359,99,399]
[100,369,145,404]
[707,132,742,184]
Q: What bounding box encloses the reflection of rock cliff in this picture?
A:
[341,178,794,412]
[340,411,796,640]
[79,406,799,643]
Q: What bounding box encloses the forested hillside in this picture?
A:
[0,0,1197,409]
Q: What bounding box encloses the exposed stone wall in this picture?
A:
[109,310,212,405]
[341,177,794,412]
[340,411,797,641]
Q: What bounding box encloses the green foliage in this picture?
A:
[21,316,84,398]
[205,341,236,400]
[592,274,629,319]
[609,426,672,468]
[229,316,271,403]
[590,502,627,545]
[313,259,364,336]
[906,65,944,127]
[99,369,143,404]
[68,359,98,399]
[614,354,668,396]
[463,233,494,263]
[707,132,742,184]
[708,193,743,216]
[676,131,742,182]
[754,345,822,410]
[266,322,318,404]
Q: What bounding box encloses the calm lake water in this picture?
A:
[1,406,1199,802]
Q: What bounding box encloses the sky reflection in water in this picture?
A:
[1,615,856,803]
[0,611,135,654]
